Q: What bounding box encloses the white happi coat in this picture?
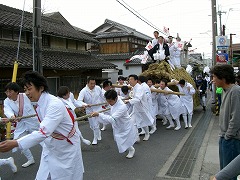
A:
[168,42,176,64]
[157,89,168,116]
[163,87,183,119]
[4,93,39,139]
[58,92,87,136]
[78,85,103,130]
[141,82,154,117]
[129,83,154,128]
[174,42,182,67]
[98,98,138,153]
[150,85,159,116]
[168,42,181,67]
[17,93,83,180]
[177,83,195,115]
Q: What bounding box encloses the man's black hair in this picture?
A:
[87,76,96,83]
[155,79,161,84]
[179,79,186,85]
[160,78,169,86]
[103,80,112,88]
[4,82,20,93]
[121,86,129,93]
[57,86,70,98]
[210,64,235,84]
[138,76,146,83]
[104,89,117,100]
[128,74,138,81]
[21,71,49,92]
[118,76,125,81]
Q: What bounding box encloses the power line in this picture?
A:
[116,0,168,36]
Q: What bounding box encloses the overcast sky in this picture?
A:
[1,0,240,58]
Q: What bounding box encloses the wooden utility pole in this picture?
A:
[33,0,43,74]
[211,0,218,104]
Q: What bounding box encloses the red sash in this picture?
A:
[35,107,75,145]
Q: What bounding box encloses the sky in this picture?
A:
[0,0,240,59]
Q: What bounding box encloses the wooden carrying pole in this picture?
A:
[75,108,110,121]
[112,84,185,96]
[0,114,37,123]
[112,84,132,90]
[150,88,185,96]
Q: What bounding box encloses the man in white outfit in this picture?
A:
[4,82,39,168]
[91,90,138,158]
[138,76,155,135]
[124,74,154,141]
[159,79,183,130]
[57,86,91,145]
[151,31,159,47]
[172,79,196,128]
[78,77,103,145]
[0,71,84,180]
[99,80,112,131]
[147,78,158,134]
[115,76,126,96]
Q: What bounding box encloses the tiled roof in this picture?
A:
[0,43,116,70]
[93,19,152,41]
[0,4,97,42]
[97,53,131,60]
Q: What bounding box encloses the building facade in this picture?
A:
[0,4,116,102]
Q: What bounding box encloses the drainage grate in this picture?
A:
[166,109,212,178]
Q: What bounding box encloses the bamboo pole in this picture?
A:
[112,84,132,90]
[75,108,110,121]
[112,84,184,95]
[6,61,19,139]
[0,114,37,123]
[89,102,107,107]
[150,88,185,96]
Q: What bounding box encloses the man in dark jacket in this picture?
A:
[148,36,170,63]
[195,75,208,111]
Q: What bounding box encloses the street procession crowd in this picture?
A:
[0,70,197,179]
[0,31,239,180]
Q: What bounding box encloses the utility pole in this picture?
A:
[229,33,236,66]
[211,0,218,104]
[217,10,226,35]
[33,0,43,74]
[212,0,217,66]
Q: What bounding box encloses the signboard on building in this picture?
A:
[216,53,228,63]
[216,36,229,50]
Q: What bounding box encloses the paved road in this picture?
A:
[0,108,206,180]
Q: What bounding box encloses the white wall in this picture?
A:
[108,60,142,78]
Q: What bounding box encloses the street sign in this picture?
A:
[216,53,228,63]
[216,36,229,50]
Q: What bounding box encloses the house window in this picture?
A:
[121,37,128,42]
[13,30,26,41]
[114,37,120,42]
[2,28,13,39]
[42,35,50,47]
[118,69,123,75]
[125,66,129,70]
[107,38,113,43]
[100,39,106,43]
